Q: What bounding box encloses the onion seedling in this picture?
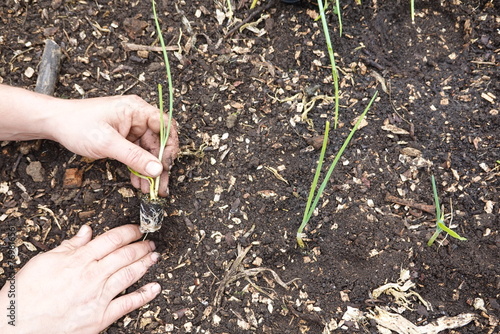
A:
[317,0,340,129]
[333,0,342,36]
[410,0,415,24]
[427,175,467,246]
[297,91,378,248]
[129,0,174,233]
[315,0,342,37]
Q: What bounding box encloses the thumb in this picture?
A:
[105,132,163,178]
[54,224,92,252]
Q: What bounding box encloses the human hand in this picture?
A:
[0,224,161,334]
[50,95,179,197]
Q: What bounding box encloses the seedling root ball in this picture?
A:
[139,194,167,233]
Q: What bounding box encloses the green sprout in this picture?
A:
[129,0,173,201]
[410,0,415,24]
[334,0,342,36]
[317,0,340,129]
[315,0,342,36]
[427,175,467,246]
[297,91,378,248]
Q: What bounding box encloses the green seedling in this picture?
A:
[427,175,467,246]
[334,0,342,36]
[410,0,415,24]
[128,0,174,233]
[314,0,342,37]
[130,0,173,201]
[297,91,378,248]
[128,84,171,201]
[317,0,340,129]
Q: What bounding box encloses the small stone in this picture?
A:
[305,135,325,150]
[123,17,148,39]
[24,67,35,78]
[51,0,64,9]
[137,50,149,59]
[26,161,45,182]
[226,113,238,129]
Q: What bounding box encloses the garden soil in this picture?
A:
[0,0,498,333]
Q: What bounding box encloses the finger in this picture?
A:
[52,225,92,253]
[130,174,152,196]
[164,120,180,161]
[105,131,164,178]
[84,224,143,260]
[157,171,170,197]
[130,173,141,189]
[97,240,156,277]
[103,251,160,298]
[141,178,152,195]
[103,283,161,325]
[128,139,153,194]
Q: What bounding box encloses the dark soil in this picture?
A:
[1,0,499,333]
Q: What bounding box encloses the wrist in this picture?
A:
[0,84,60,141]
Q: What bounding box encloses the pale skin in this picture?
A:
[0,84,179,196]
[0,84,179,333]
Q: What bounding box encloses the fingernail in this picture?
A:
[77,225,89,237]
[151,252,160,263]
[145,161,163,177]
[151,283,161,294]
[149,241,156,251]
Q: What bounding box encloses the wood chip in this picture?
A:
[400,147,422,157]
[381,124,410,135]
[63,168,83,188]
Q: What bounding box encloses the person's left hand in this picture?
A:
[50,95,179,197]
[0,224,161,334]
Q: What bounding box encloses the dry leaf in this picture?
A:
[257,190,277,198]
[118,187,135,198]
[400,147,422,157]
[351,115,368,129]
[381,124,410,135]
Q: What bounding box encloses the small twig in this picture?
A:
[121,42,179,52]
[35,40,61,96]
[225,0,277,38]
[41,223,51,244]
[29,236,50,251]
[385,194,435,214]
[286,301,324,325]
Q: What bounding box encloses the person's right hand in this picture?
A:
[0,224,161,334]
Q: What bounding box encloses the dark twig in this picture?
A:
[35,40,61,96]
[286,301,324,325]
[385,194,435,214]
